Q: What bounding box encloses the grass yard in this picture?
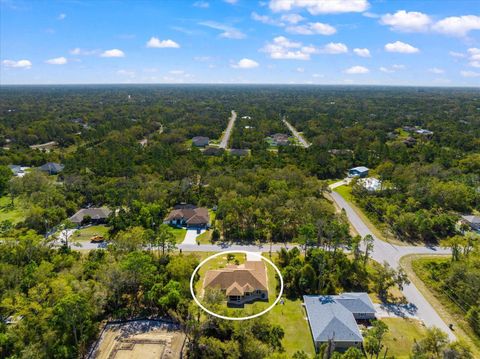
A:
[0,196,25,224]
[268,299,315,356]
[169,226,187,243]
[381,318,427,358]
[334,185,407,246]
[71,225,110,242]
[196,229,212,244]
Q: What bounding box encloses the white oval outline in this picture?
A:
[190,250,284,321]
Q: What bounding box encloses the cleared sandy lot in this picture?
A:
[93,320,185,359]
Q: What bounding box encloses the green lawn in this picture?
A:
[196,229,212,244]
[381,318,427,358]
[267,299,315,356]
[169,226,187,243]
[0,196,25,224]
[71,225,110,242]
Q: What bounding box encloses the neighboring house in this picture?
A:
[203,260,268,306]
[164,205,210,228]
[303,293,376,351]
[192,136,210,147]
[348,166,369,178]
[415,129,434,136]
[69,207,112,226]
[358,177,382,192]
[403,137,417,147]
[230,149,249,156]
[271,133,290,146]
[38,162,64,175]
[203,147,224,156]
[8,165,29,177]
[460,215,480,231]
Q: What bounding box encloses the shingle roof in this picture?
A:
[350,166,369,172]
[462,215,480,224]
[303,293,374,343]
[69,207,112,224]
[335,293,376,314]
[165,207,210,225]
[39,162,64,173]
[204,260,268,294]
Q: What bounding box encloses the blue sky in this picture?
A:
[1,0,479,86]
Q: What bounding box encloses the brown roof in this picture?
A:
[203,261,268,295]
[165,207,209,224]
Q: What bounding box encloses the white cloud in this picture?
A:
[380,10,431,32]
[460,70,480,77]
[146,37,180,48]
[269,0,369,15]
[70,48,99,56]
[384,41,419,53]
[286,22,336,35]
[344,65,369,74]
[231,58,259,69]
[261,36,316,60]
[251,12,284,26]
[470,61,480,68]
[57,13,66,20]
[100,49,125,57]
[353,48,370,57]
[449,51,465,58]
[45,56,67,65]
[224,0,237,3]
[428,67,444,74]
[379,64,405,73]
[432,15,480,37]
[2,59,32,69]
[169,70,186,75]
[362,12,379,19]
[199,21,246,39]
[281,13,305,24]
[193,1,209,8]
[117,69,135,77]
[468,48,480,60]
[296,67,305,72]
[320,42,348,54]
[194,56,212,62]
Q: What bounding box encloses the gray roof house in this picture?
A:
[8,165,23,176]
[348,166,369,178]
[192,136,210,147]
[69,207,112,225]
[303,293,375,351]
[38,162,64,175]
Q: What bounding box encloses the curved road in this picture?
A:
[219,110,237,149]
[329,182,455,340]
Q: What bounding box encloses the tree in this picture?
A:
[0,165,12,195]
[363,234,374,267]
[152,224,177,257]
[363,320,389,358]
[373,262,410,300]
[342,347,364,359]
[411,327,448,358]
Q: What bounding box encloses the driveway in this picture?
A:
[181,229,205,245]
[329,181,455,340]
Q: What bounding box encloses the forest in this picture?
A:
[0,85,479,358]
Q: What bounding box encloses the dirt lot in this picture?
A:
[93,320,185,359]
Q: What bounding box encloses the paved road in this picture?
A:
[178,242,295,253]
[283,117,310,148]
[219,110,237,149]
[329,182,455,340]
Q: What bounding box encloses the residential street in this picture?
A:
[329,183,455,340]
[283,117,310,148]
[219,110,237,149]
